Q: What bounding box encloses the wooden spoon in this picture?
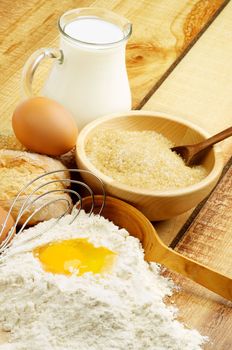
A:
[171,126,232,166]
[80,195,232,301]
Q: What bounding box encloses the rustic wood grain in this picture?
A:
[0,0,232,348]
[0,0,226,134]
[162,159,232,349]
[144,0,232,162]
[146,1,232,247]
[140,3,232,347]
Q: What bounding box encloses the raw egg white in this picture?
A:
[12,97,78,156]
[34,238,116,276]
[0,207,15,244]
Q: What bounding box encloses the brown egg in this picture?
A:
[0,207,15,244]
[12,97,78,156]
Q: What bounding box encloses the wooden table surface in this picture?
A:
[0,0,232,349]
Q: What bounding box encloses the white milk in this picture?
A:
[43,17,131,129]
[64,18,124,44]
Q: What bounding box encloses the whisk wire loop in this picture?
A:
[0,169,105,254]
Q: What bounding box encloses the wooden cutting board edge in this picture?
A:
[170,155,232,249]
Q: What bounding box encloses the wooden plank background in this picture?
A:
[165,159,232,350]
[0,0,227,131]
[0,0,232,349]
[146,0,232,245]
[143,2,232,348]
[144,0,232,162]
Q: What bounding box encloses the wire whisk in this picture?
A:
[0,169,105,255]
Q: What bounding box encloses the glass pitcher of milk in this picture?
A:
[22,8,132,129]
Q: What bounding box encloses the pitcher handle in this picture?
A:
[22,48,63,97]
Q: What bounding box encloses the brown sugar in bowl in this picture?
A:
[75,111,223,221]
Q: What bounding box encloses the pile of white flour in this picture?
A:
[0,210,207,350]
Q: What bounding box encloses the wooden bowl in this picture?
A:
[76,111,223,221]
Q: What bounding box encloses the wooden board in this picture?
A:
[0,330,8,344]
[0,0,232,348]
[143,2,232,349]
[164,160,232,350]
[144,0,232,161]
[147,0,232,245]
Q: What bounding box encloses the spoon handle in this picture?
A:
[196,126,232,152]
[157,247,232,301]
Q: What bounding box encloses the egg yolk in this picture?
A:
[33,239,116,276]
